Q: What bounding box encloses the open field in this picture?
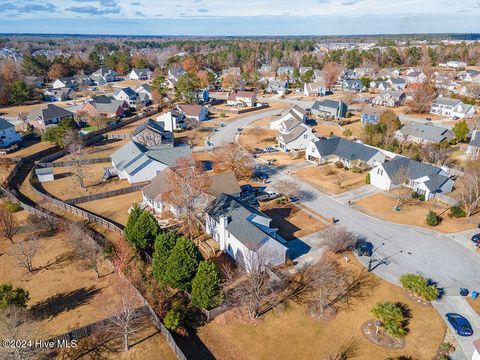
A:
[198,253,446,360]
[294,165,368,195]
[261,201,327,240]
[257,151,304,167]
[42,163,131,200]
[0,232,125,337]
[238,127,277,150]
[355,192,479,233]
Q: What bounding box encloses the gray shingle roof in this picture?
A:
[312,99,343,111]
[432,97,462,107]
[114,87,138,99]
[382,156,444,183]
[313,137,380,162]
[0,118,14,130]
[277,124,308,144]
[398,122,454,143]
[27,104,73,122]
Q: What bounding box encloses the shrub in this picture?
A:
[0,284,29,309]
[343,128,352,137]
[365,173,370,184]
[220,112,226,118]
[449,205,466,218]
[425,210,440,226]
[163,304,184,331]
[191,261,223,309]
[371,302,407,339]
[2,201,22,213]
[325,167,337,176]
[399,273,439,301]
[334,161,344,169]
[129,210,159,250]
[411,192,425,201]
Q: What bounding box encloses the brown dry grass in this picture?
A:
[197,254,446,360]
[238,127,277,150]
[42,163,132,200]
[312,123,343,137]
[0,232,124,337]
[355,192,479,233]
[261,202,327,240]
[294,165,367,195]
[79,191,142,226]
[257,152,302,167]
[4,139,53,159]
[467,296,480,316]
[343,121,364,139]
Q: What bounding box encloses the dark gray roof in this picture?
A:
[27,104,73,122]
[132,119,166,137]
[114,87,137,98]
[0,118,14,130]
[398,122,454,143]
[423,173,450,192]
[382,156,444,183]
[206,193,276,251]
[313,137,380,162]
[312,99,343,110]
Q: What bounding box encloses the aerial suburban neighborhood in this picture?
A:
[1,2,480,360]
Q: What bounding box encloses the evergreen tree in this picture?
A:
[9,80,31,104]
[452,120,469,143]
[191,261,223,309]
[0,284,29,309]
[152,231,178,282]
[41,117,77,147]
[130,211,159,250]
[164,237,202,291]
[175,73,201,103]
[124,204,141,244]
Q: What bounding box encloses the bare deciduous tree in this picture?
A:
[65,129,87,189]
[323,225,356,253]
[465,84,480,99]
[213,143,254,179]
[0,206,18,243]
[9,235,41,273]
[391,166,411,208]
[408,81,436,114]
[273,179,301,201]
[322,62,343,90]
[334,173,346,189]
[457,159,480,217]
[68,222,101,277]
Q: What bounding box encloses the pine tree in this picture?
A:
[191,261,223,309]
[130,211,159,250]
[152,232,178,282]
[124,204,141,244]
[164,237,202,291]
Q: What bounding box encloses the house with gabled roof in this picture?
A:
[311,99,348,119]
[135,84,153,103]
[467,129,480,160]
[91,68,117,85]
[0,118,21,148]
[110,141,191,184]
[388,78,407,90]
[113,87,147,109]
[175,104,209,122]
[27,104,74,131]
[156,110,187,131]
[227,91,256,107]
[276,118,316,152]
[376,68,400,79]
[80,95,127,118]
[266,79,288,95]
[270,105,307,130]
[304,81,328,97]
[306,137,385,168]
[52,77,78,90]
[342,79,365,92]
[369,156,453,200]
[131,118,174,147]
[361,107,385,125]
[395,121,454,145]
[372,90,406,107]
[205,193,287,271]
[43,87,73,102]
[457,69,480,83]
[430,96,475,119]
[128,68,153,81]
[405,70,426,84]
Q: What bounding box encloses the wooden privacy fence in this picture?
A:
[66,182,147,205]
[38,157,111,168]
[106,133,132,140]
[210,103,269,115]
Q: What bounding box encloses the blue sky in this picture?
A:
[0,0,478,35]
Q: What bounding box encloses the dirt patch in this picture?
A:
[261,202,327,240]
[354,192,478,233]
[197,254,445,360]
[0,233,124,337]
[79,191,142,226]
[294,165,367,195]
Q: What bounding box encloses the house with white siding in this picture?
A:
[227,91,256,107]
[467,129,480,160]
[128,68,153,81]
[0,118,21,148]
[205,193,287,271]
[430,96,475,119]
[270,105,307,130]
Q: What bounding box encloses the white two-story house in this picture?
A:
[430,96,475,119]
[0,118,21,148]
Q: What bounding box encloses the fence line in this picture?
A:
[66,182,147,205]
[106,134,132,140]
[38,157,111,168]
[210,103,269,115]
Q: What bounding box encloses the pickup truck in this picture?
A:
[257,191,279,202]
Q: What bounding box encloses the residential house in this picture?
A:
[342,69,355,80]
[91,68,117,85]
[110,140,191,184]
[277,66,294,80]
[205,193,287,271]
[266,80,288,95]
[156,110,187,132]
[135,84,153,103]
[405,70,426,84]
[27,104,74,131]
[306,137,385,168]
[395,121,454,145]
[466,129,480,160]
[132,118,174,147]
[276,118,316,151]
[43,88,73,102]
[342,79,365,92]
[175,104,209,122]
[304,81,328,97]
[0,118,21,148]
[313,69,323,82]
[370,80,391,91]
[376,68,400,79]
[142,170,241,216]
[259,64,272,74]
[227,91,256,107]
[270,105,307,130]
[439,61,467,70]
[52,77,78,90]
[388,78,407,90]
[457,69,480,83]
[25,76,44,88]
[222,67,241,77]
[299,66,313,75]
[80,96,126,118]
[372,90,406,107]
[369,156,453,200]
[128,68,153,81]
[311,99,348,119]
[113,87,145,109]
[430,96,475,119]
[167,67,186,88]
[361,107,385,125]
[354,67,373,78]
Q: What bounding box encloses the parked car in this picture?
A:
[426,117,432,121]
[264,147,278,153]
[356,241,373,257]
[237,127,243,132]
[471,233,480,246]
[252,147,263,154]
[253,168,269,180]
[257,190,279,202]
[446,313,473,336]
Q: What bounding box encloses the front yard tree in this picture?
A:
[164,237,202,291]
[452,120,469,143]
[0,205,18,243]
[124,204,142,244]
[457,159,480,217]
[0,284,29,309]
[130,211,159,250]
[152,231,178,282]
[409,81,436,113]
[175,72,201,103]
[191,261,223,309]
[301,69,314,84]
[322,62,343,90]
[391,166,410,209]
[9,235,41,273]
[273,179,301,201]
[324,225,356,253]
[213,143,254,179]
[371,302,408,339]
[151,75,168,105]
[9,80,31,105]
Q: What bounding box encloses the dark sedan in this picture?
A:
[446,313,473,336]
[471,233,480,246]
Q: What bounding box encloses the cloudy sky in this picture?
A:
[0,0,478,35]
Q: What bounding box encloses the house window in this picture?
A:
[303,134,308,139]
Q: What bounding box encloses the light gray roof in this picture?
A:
[398,122,454,143]
[432,97,462,107]
[206,193,280,251]
[390,78,406,84]
[0,118,14,130]
[35,167,53,176]
[87,97,125,113]
[278,124,308,144]
[131,68,152,76]
[470,133,480,148]
[312,99,344,111]
[313,137,380,162]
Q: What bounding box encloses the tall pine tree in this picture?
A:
[191,261,223,309]
[152,232,178,282]
[124,204,141,244]
[130,211,159,250]
[164,237,202,291]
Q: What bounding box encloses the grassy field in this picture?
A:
[197,254,446,360]
[355,192,479,233]
[294,165,368,195]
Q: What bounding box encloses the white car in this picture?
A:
[257,190,279,202]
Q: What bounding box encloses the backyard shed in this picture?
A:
[35,167,54,182]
